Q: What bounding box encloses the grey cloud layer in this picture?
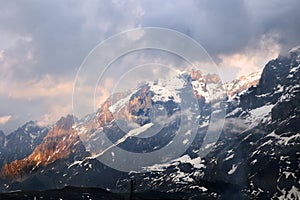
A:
[140,0,300,55]
[0,0,299,133]
[1,0,299,79]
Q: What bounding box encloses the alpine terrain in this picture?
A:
[0,47,299,199]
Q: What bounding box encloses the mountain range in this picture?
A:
[0,47,299,199]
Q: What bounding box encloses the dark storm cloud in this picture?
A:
[140,0,251,55]
[0,0,143,79]
[247,0,300,53]
[1,0,299,79]
[140,0,300,57]
[0,1,85,77]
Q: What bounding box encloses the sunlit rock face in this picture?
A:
[0,115,86,181]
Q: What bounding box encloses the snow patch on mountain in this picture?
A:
[145,154,205,172]
[249,104,274,118]
[148,74,185,103]
[228,164,238,175]
[277,186,300,200]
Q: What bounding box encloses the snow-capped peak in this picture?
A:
[148,73,186,103]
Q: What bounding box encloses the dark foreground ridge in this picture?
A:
[0,186,204,200]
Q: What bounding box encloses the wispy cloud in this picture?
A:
[0,75,73,100]
[217,34,281,81]
[0,115,12,125]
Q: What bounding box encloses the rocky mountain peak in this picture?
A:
[224,70,262,98]
[55,115,75,130]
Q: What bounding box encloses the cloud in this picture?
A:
[0,0,144,80]
[140,0,300,55]
[37,103,72,127]
[218,34,281,80]
[0,50,4,61]
[1,0,299,81]
[95,77,116,107]
[0,0,299,132]
[137,0,299,80]
[0,73,74,132]
[1,75,73,100]
[0,115,12,125]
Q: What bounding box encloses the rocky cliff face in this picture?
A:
[202,48,300,199]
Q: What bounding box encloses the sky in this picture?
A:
[0,0,299,134]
